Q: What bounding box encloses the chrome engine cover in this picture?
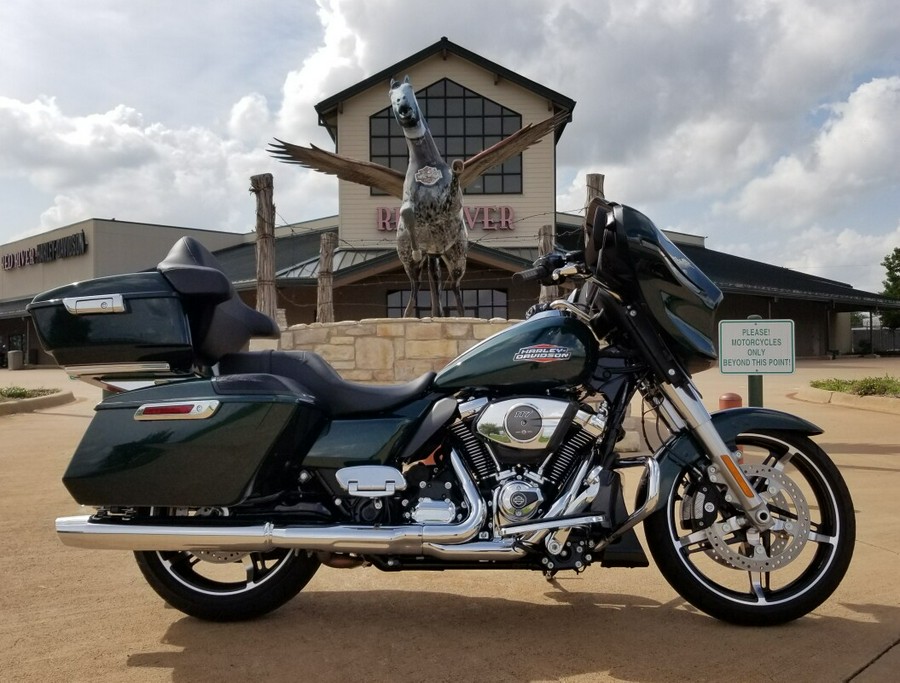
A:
[496,479,544,524]
[475,397,572,450]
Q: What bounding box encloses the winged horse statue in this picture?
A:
[270,76,566,317]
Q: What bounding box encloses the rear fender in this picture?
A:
[647,407,823,509]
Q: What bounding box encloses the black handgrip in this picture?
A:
[514,265,549,282]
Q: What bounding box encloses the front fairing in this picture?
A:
[605,205,723,369]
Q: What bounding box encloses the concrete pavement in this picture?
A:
[1,359,898,682]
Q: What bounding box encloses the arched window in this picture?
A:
[370,79,523,195]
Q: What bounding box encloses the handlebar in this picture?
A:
[514,251,588,285]
[515,265,551,283]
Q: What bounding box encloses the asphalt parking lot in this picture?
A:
[1,358,898,682]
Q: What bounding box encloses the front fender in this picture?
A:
[650,407,823,507]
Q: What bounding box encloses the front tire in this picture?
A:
[134,548,320,621]
[644,430,855,625]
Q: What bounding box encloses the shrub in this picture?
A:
[0,386,57,399]
[810,376,900,398]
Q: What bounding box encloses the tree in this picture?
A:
[880,248,900,348]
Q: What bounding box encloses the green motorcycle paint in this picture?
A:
[645,407,823,511]
[27,271,194,370]
[63,377,325,507]
[303,397,439,469]
[434,311,598,392]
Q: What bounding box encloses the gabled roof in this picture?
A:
[314,36,575,143]
[259,239,536,285]
[681,244,900,311]
[215,228,335,286]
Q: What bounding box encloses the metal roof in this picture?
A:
[278,247,394,280]
[681,244,900,311]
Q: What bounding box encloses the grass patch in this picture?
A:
[0,386,59,400]
[810,376,900,398]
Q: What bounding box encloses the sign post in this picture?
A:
[718,318,795,407]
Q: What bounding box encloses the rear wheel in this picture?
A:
[134,547,320,621]
[644,429,855,625]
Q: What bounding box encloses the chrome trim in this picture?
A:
[498,465,606,547]
[573,407,607,438]
[335,466,407,498]
[591,456,661,551]
[134,400,220,421]
[549,299,592,324]
[422,539,527,561]
[519,460,592,546]
[476,397,572,451]
[659,382,773,529]
[63,293,125,315]
[66,362,173,377]
[64,362,190,391]
[498,514,606,537]
[56,450,489,557]
[457,396,488,420]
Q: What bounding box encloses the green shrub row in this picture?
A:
[810,376,900,398]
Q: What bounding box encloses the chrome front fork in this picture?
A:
[658,382,774,530]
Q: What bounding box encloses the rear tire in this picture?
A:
[644,430,855,625]
[134,548,320,621]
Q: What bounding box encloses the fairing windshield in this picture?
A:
[595,203,723,370]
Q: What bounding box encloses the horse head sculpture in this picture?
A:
[269,77,568,318]
[390,77,426,135]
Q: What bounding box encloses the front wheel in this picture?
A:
[644,429,855,625]
[134,548,320,621]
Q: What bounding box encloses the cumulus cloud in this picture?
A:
[725,77,900,225]
[0,92,337,234]
[0,0,897,294]
[725,222,900,294]
[228,94,271,146]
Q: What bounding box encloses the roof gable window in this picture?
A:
[370,78,522,195]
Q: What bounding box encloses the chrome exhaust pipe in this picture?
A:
[57,451,489,557]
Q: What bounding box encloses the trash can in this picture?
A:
[7,350,23,371]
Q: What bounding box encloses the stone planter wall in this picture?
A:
[278,317,519,382]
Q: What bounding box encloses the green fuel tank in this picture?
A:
[434,311,598,393]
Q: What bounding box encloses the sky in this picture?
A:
[1,0,898,294]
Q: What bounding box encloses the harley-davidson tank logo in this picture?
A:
[513,344,573,363]
[414,166,442,186]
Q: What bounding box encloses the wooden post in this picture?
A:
[250,173,277,320]
[538,224,558,304]
[583,173,606,235]
[317,232,337,323]
[585,173,605,203]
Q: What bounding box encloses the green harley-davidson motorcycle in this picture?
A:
[31,199,854,625]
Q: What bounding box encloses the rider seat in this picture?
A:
[218,350,436,417]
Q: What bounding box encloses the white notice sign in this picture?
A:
[718,319,795,374]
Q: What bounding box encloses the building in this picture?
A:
[2,37,898,364]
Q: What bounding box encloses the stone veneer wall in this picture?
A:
[274,316,641,451]
[278,318,519,382]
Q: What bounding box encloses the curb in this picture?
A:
[0,390,76,416]
[791,387,900,416]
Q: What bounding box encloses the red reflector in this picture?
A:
[141,404,195,415]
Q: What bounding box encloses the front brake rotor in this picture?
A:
[684,464,811,571]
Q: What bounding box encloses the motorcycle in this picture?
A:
[30,198,855,626]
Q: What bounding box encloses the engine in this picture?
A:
[453,396,607,530]
[329,396,606,536]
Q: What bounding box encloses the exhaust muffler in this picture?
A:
[56,451,493,557]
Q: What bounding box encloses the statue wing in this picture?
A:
[458,111,569,190]
[268,139,406,199]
